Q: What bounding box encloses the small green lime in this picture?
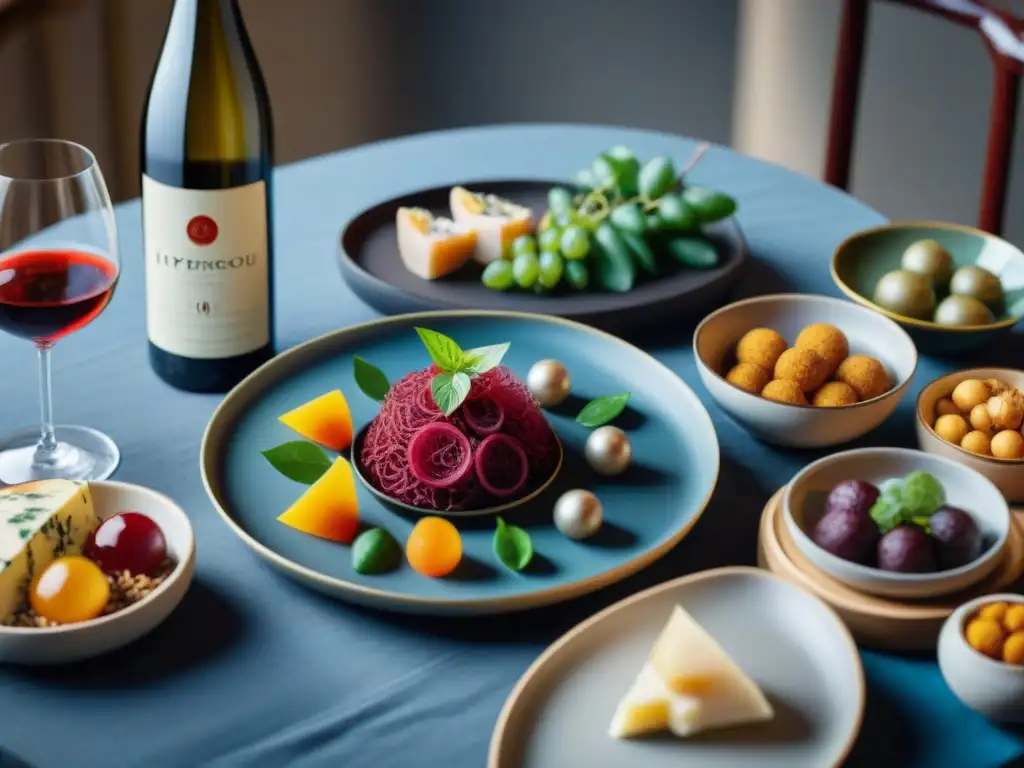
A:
[352,528,401,575]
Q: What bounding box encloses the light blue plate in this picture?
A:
[200,311,720,615]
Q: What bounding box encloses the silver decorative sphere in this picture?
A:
[585,426,632,476]
[527,359,571,407]
[554,489,603,540]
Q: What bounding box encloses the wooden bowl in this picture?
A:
[832,221,1024,356]
[916,367,1024,503]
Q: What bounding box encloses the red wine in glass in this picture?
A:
[0,249,119,344]
[0,136,122,484]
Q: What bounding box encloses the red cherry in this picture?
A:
[84,512,167,576]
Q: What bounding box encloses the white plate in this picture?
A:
[489,567,864,768]
[0,481,196,665]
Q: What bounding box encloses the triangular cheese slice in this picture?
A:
[278,390,353,452]
[609,605,774,739]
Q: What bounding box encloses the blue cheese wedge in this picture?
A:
[609,605,774,739]
[0,480,98,621]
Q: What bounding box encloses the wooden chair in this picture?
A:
[825,0,1024,236]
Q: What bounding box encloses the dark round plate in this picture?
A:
[337,180,748,333]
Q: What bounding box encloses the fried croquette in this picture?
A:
[726,362,772,394]
[835,355,890,401]
[735,328,787,372]
[795,323,849,376]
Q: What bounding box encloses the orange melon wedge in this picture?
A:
[277,457,359,544]
[278,390,353,451]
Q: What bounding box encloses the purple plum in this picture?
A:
[826,479,881,519]
[813,507,880,564]
[930,506,982,570]
[877,525,937,573]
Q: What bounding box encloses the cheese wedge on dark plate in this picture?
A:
[395,207,477,280]
[449,186,533,265]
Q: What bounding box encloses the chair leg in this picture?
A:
[824,0,870,190]
[979,61,1019,236]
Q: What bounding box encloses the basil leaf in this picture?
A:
[352,528,401,575]
[576,393,631,427]
[353,356,390,401]
[493,517,533,571]
[262,440,332,484]
[461,342,510,375]
[431,370,471,416]
[415,327,464,371]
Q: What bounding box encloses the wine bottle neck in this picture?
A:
[169,0,243,31]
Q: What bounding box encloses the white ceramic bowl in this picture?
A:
[938,593,1024,723]
[784,447,1010,599]
[916,367,1024,503]
[0,481,195,665]
[694,293,917,448]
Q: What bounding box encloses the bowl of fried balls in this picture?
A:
[832,222,1024,355]
[917,368,1024,502]
[694,293,918,448]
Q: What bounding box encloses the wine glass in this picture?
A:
[0,139,120,485]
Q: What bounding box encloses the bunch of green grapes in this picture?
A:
[480,144,737,294]
[481,187,592,293]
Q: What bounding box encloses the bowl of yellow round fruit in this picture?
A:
[916,368,1024,502]
[939,594,1024,723]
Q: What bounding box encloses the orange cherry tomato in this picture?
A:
[30,555,110,624]
[405,517,462,578]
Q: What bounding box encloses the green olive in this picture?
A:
[901,239,953,287]
[873,269,936,319]
[933,294,995,326]
[949,265,1003,306]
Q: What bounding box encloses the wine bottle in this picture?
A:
[141,0,274,393]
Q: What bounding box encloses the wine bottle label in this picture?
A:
[142,175,270,359]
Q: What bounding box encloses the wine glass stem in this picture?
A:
[35,344,59,456]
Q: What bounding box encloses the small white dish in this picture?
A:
[693,293,917,448]
[784,447,1010,599]
[0,481,195,665]
[938,593,1024,723]
[488,567,864,768]
[916,367,1024,503]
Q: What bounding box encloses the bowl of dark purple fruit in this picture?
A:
[784,447,1011,599]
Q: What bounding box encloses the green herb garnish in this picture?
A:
[353,356,390,402]
[261,440,332,485]
[431,371,472,417]
[352,528,401,575]
[576,393,631,427]
[869,471,945,534]
[493,517,533,572]
[414,327,510,415]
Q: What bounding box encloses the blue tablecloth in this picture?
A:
[0,125,1021,768]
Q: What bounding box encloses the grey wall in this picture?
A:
[380,0,738,145]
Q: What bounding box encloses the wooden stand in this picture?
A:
[757,487,1024,652]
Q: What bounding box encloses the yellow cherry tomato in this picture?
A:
[406,517,462,578]
[30,555,110,624]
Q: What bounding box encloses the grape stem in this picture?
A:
[574,141,711,227]
[676,141,710,187]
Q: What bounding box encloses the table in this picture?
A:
[0,125,1021,768]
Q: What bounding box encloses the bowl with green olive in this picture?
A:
[831,222,1024,355]
[916,367,1024,503]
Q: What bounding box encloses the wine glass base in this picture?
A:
[0,425,120,486]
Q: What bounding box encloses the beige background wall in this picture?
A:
[2,0,1022,248]
[0,0,738,202]
[733,0,1024,243]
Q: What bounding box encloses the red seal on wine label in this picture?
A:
[186,215,218,246]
